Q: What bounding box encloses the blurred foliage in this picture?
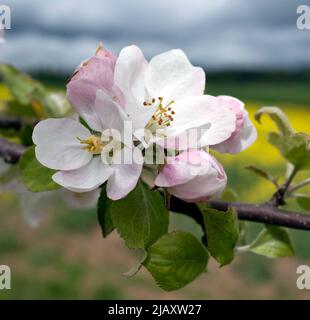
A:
[0,64,71,119]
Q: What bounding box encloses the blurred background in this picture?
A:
[0,0,310,299]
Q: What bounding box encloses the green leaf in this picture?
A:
[246,226,295,258]
[296,197,310,211]
[143,231,208,291]
[245,165,278,186]
[254,106,294,136]
[19,146,60,192]
[19,124,34,146]
[268,131,283,149]
[169,213,204,240]
[110,181,169,249]
[0,64,43,105]
[97,186,114,237]
[202,207,239,266]
[268,132,310,170]
[7,100,38,117]
[220,188,239,202]
[0,64,68,118]
[123,250,147,277]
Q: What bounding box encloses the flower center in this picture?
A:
[79,135,103,154]
[144,97,175,131]
[79,133,124,165]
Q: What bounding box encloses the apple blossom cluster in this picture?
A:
[32,44,257,203]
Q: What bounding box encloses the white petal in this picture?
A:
[52,157,113,192]
[163,95,236,149]
[33,118,92,170]
[131,106,158,134]
[94,89,128,132]
[212,111,257,154]
[114,45,149,116]
[145,49,205,101]
[106,148,143,200]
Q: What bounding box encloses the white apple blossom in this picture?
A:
[32,44,239,200]
[113,46,237,150]
[32,100,143,200]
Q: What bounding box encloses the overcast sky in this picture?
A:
[0,0,309,72]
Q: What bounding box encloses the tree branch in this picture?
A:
[0,137,26,164]
[0,137,309,230]
[170,196,310,231]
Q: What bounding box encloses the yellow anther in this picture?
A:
[79,135,103,154]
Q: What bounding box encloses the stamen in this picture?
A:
[143,97,176,129]
[79,135,103,154]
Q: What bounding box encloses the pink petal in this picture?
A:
[155,150,205,187]
[212,110,257,154]
[156,150,227,203]
[218,96,245,136]
[67,46,124,131]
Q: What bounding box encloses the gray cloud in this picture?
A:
[0,0,309,71]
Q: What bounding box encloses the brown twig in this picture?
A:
[169,197,310,231]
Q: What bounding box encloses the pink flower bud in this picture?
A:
[70,42,117,88]
[155,150,227,203]
[67,43,124,120]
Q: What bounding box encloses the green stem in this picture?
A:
[288,178,310,195]
[270,166,298,206]
[283,166,298,194]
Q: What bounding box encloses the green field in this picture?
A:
[0,77,310,299]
